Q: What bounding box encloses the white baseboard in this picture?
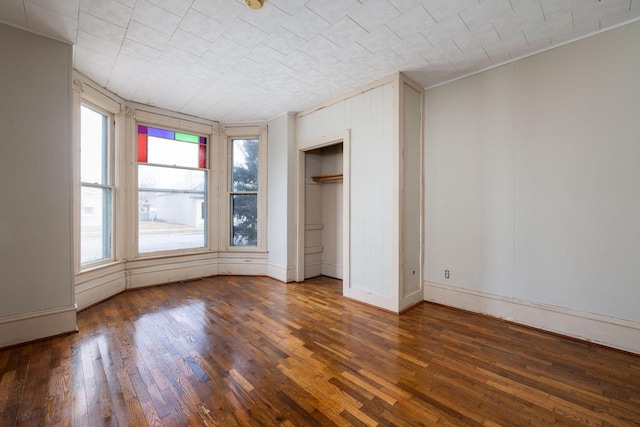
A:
[75,269,126,310]
[126,256,219,289]
[218,258,268,276]
[267,263,295,282]
[304,261,322,279]
[0,305,77,348]
[344,286,398,313]
[322,262,343,279]
[424,282,640,355]
[400,288,424,312]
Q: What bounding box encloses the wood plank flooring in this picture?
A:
[1,275,640,426]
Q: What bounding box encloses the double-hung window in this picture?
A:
[80,104,113,265]
[230,138,259,247]
[137,125,208,254]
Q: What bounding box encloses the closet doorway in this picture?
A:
[296,131,350,293]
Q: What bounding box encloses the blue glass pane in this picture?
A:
[148,127,175,139]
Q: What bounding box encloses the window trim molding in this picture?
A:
[220,125,268,252]
[74,80,120,272]
[133,112,215,259]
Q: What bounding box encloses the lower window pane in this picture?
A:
[138,166,206,253]
[81,186,111,264]
[231,194,257,246]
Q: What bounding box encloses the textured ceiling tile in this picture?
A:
[146,0,192,17]
[387,4,437,39]
[266,0,306,15]
[132,0,181,36]
[418,0,478,23]
[238,2,291,33]
[24,2,77,43]
[77,30,121,57]
[125,20,170,51]
[493,2,544,38]
[187,64,226,83]
[523,14,573,47]
[74,57,111,86]
[281,50,318,72]
[390,33,433,61]
[358,25,403,52]
[114,52,156,75]
[387,0,422,14]
[333,41,376,65]
[120,39,162,63]
[197,51,236,72]
[248,43,287,65]
[191,0,245,23]
[179,9,225,43]
[281,6,331,41]
[263,26,306,55]
[364,48,405,71]
[78,11,127,45]
[349,0,401,32]
[453,23,500,52]
[169,28,211,57]
[482,31,528,59]
[600,8,640,28]
[459,0,514,32]
[306,0,360,24]
[75,45,118,68]
[222,18,267,48]
[106,73,141,100]
[322,16,368,48]
[421,14,469,46]
[113,0,136,8]
[80,0,133,29]
[160,45,201,68]
[229,56,268,80]
[26,0,79,18]
[0,0,28,27]
[573,0,632,25]
[301,34,341,61]
[209,36,249,59]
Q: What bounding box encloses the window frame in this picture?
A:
[134,119,212,258]
[221,126,267,252]
[77,98,116,271]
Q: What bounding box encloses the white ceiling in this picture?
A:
[1,0,639,122]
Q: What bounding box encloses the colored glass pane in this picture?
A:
[199,136,207,145]
[199,144,206,169]
[138,125,148,135]
[137,134,147,163]
[148,127,174,139]
[175,132,199,143]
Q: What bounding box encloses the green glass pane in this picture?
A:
[175,132,199,143]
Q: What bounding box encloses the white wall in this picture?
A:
[400,83,423,307]
[321,145,343,279]
[424,21,640,353]
[299,83,397,310]
[267,113,297,282]
[0,24,76,346]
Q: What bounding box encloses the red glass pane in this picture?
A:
[137,134,147,163]
[199,143,206,169]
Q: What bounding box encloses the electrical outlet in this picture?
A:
[445,270,450,279]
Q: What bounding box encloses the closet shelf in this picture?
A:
[311,174,343,183]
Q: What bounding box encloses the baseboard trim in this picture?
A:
[424,282,640,355]
[0,305,77,348]
[75,269,126,310]
[267,263,295,282]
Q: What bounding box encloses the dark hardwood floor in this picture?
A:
[1,276,639,426]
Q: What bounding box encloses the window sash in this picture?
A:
[79,102,114,268]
